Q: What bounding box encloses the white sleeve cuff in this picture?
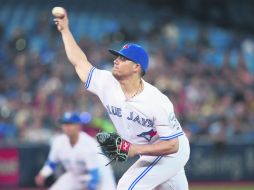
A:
[39,165,53,178]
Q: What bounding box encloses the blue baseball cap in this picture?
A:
[109,43,149,73]
[58,112,82,124]
[80,112,92,124]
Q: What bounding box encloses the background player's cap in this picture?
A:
[58,112,82,124]
[109,43,149,73]
[80,112,92,124]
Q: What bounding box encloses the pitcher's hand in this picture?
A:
[53,8,69,32]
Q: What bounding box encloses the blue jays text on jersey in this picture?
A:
[106,105,154,128]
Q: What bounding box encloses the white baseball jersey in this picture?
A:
[85,68,190,190]
[85,68,183,146]
[39,132,116,190]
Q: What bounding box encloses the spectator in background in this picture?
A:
[35,111,116,190]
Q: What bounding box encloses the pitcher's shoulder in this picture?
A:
[144,81,174,108]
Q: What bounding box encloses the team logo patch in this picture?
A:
[137,129,157,142]
[123,44,129,49]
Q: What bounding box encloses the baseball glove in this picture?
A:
[96,132,131,165]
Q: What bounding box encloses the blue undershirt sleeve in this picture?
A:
[87,168,100,190]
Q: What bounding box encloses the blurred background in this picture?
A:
[0,0,254,189]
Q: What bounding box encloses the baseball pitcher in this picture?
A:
[53,8,190,190]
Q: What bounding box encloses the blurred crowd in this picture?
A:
[0,1,254,145]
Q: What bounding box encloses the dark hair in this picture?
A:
[141,69,145,77]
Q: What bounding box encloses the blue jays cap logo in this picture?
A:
[122,44,129,49]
